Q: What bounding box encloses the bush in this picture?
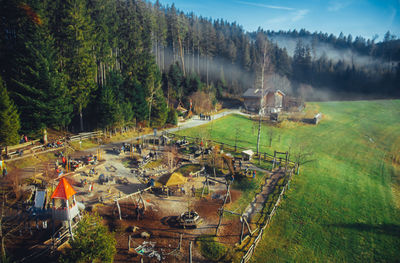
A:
[233,176,257,191]
[166,108,178,125]
[197,235,227,262]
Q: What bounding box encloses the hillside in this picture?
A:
[177,100,400,262]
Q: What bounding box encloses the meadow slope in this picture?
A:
[177,100,400,262]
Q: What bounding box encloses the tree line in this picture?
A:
[1,0,399,146]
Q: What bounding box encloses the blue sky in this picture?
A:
[151,0,400,41]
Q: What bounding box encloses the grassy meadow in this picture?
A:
[177,100,400,262]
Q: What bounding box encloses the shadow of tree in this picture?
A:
[328,223,400,237]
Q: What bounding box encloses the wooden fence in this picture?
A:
[240,168,294,263]
[165,132,296,169]
[2,131,103,162]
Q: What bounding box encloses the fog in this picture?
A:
[269,35,393,69]
[161,47,255,93]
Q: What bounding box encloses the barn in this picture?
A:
[243,88,285,113]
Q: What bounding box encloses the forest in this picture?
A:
[0,0,399,145]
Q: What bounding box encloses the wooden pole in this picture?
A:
[116,200,122,220]
[139,192,146,211]
[216,183,231,236]
[244,217,252,236]
[189,241,193,263]
[240,216,245,244]
[201,175,208,197]
[272,150,276,169]
[179,233,183,251]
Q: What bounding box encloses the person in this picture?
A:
[2,167,7,177]
[135,205,140,220]
[239,160,242,169]
[191,185,196,197]
[181,186,185,195]
[253,170,256,179]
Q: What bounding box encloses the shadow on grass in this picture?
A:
[328,223,400,237]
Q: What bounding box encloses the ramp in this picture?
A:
[34,190,46,210]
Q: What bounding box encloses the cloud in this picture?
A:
[327,0,351,11]
[235,0,294,11]
[267,9,309,24]
[292,9,309,21]
[388,8,397,26]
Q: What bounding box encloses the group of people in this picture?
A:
[199,113,212,121]
[19,135,29,144]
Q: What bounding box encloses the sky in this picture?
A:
[150,0,400,41]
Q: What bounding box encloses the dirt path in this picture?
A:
[243,168,286,222]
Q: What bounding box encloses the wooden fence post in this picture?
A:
[189,241,193,263]
[116,200,122,220]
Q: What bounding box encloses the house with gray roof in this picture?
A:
[243,88,285,113]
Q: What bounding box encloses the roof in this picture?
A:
[242,149,254,156]
[51,177,76,200]
[155,172,187,187]
[243,89,262,98]
[243,88,285,98]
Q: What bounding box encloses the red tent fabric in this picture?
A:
[51,177,76,200]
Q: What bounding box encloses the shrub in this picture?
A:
[197,235,227,262]
[233,176,257,191]
[166,108,178,125]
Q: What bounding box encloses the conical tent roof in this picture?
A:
[51,177,76,200]
[155,172,187,187]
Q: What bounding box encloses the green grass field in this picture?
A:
[177,100,400,262]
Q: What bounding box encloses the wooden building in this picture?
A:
[243,88,285,113]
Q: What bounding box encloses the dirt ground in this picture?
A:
[6,140,250,262]
[94,187,243,262]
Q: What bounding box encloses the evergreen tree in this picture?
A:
[0,77,20,146]
[150,87,168,127]
[166,107,178,125]
[98,84,120,129]
[11,19,72,132]
[60,213,116,263]
[61,0,97,131]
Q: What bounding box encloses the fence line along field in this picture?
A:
[176,100,400,262]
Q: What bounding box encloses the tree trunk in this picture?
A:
[79,107,84,132]
[178,36,186,76]
[256,114,261,154]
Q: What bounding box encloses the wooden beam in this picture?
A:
[215,183,231,236]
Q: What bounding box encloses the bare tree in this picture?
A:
[255,32,272,154]
[289,141,317,174]
[208,145,222,177]
[163,145,179,170]
[0,177,26,261]
[266,73,293,95]
[267,129,275,147]
[234,127,242,150]
[190,91,214,114]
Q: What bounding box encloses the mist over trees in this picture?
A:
[0,0,399,138]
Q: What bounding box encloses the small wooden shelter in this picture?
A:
[241,149,254,161]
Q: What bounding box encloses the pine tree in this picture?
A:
[98,84,120,129]
[11,20,72,132]
[150,87,168,127]
[61,0,97,131]
[60,213,116,263]
[0,77,20,146]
